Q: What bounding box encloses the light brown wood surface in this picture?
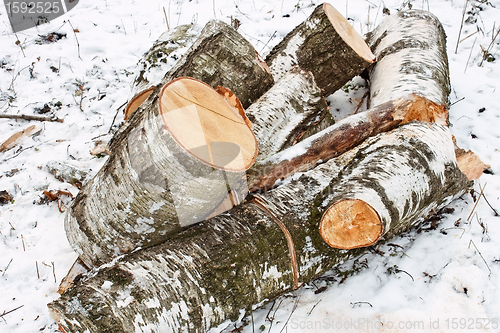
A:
[158,77,258,172]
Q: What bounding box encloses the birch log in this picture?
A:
[125,24,202,119]
[245,67,330,158]
[159,20,273,109]
[266,3,375,96]
[49,122,469,333]
[125,20,273,120]
[365,10,450,108]
[247,94,447,192]
[65,77,258,268]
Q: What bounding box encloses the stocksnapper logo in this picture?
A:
[4,0,79,32]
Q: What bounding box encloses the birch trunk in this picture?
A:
[160,20,273,109]
[65,78,258,268]
[365,10,450,108]
[247,94,447,192]
[246,67,330,159]
[125,20,273,120]
[49,122,469,333]
[125,24,202,119]
[266,3,375,96]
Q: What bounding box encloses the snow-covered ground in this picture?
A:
[0,0,499,332]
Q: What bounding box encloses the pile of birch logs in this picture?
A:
[48,4,487,333]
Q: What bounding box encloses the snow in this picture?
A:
[0,0,499,332]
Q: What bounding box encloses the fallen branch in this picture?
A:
[0,305,24,319]
[0,113,63,122]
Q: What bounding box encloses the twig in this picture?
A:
[441,227,466,238]
[460,28,479,43]
[468,240,491,276]
[52,261,57,283]
[0,305,24,318]
[307,300,321,315]
[260,31,277,54]
[0,113,63,123]
[163,7,170,30]
[14,32,26,58]
[21,234,25,251]
[455,0,469,54]
[177,0,183,26]
[467,183,486,221]
[354,90,369,114]
[2,259,13,276]
[267,299,283,333]
[67,20,82,60]
[121,19,127,35]
[475,214,489,241]
[3,145,33,161]
[479,27,500,66]
[480,191,499,216]
[280,296,301,333]
[464,36,477,73]
[398,269,414,281]
[449,97,465,107]
[108,100,128,133]
[36,261,40,279]
[350,301,373,308]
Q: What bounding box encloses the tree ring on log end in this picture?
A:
[158,77,258,172]
[124,87,155,120]
[320,199,382,249]
[323,3,376,63]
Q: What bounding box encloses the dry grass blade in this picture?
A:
[467,183,487,221]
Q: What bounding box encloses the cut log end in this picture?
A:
[158,77,258,171]
[124,87,155,120]
[320,199,382,249]
[455,148,490,181]
[323,3,376,63]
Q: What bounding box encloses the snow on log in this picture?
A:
[125,24,202,119]
[365,10,450,108]
[65,77,258,268]
[248,94,447,192]
[49,122,469,333]
[266,3,375,96]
